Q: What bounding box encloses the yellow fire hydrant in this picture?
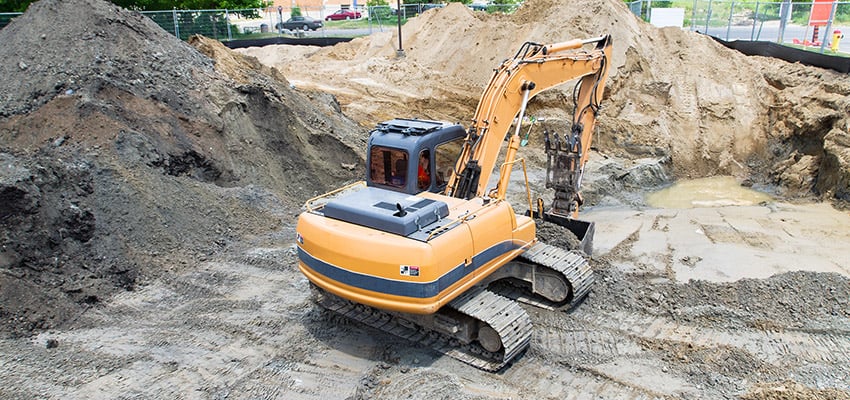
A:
[831,29,844,53]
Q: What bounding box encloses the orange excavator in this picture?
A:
[296,35,612,370]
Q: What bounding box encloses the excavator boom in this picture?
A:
[448,35,612,215]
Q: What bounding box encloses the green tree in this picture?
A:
[367,0,392,21]
[290,5,302,16]
[489,0,519,13]
[0,0,31,12]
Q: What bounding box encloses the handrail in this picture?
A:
[304,180,367,212]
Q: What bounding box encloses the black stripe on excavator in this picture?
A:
[297,240,523,299]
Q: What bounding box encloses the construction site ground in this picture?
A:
[1,0,849,399]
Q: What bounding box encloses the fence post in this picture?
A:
[277,6,283,34]
[750,1,760,40]
[172,8,179,38]
[225,9,232,41]
[704,0,713,33]
[818,1,838,53]
[726,1,735,40]
[647,0,652,21]
[778,0,791,43]
[691,0,698,31]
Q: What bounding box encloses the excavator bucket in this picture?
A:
[531,208,595,256]
[544,211,594,256]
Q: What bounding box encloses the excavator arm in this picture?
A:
[447,35,612,218]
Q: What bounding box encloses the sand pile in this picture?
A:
[247,0,850,201]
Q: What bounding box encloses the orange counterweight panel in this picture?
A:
[296,200,535,314]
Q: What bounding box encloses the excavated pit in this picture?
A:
[1,0,849,398]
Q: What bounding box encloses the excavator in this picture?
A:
[296,35,612,370]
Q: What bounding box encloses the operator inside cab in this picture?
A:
[418,150,431,190]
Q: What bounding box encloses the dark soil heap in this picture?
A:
[0,0,364,337]
[0,0,211,118]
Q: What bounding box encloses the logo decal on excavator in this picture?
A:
[400,265,419,277]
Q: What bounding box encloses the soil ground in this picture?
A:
[1,0,849,399]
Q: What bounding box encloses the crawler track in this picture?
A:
[522,242,595,308]
[312,285,532,371]
[494,242,595,311]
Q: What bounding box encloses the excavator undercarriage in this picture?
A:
[313,284,532,371]
[311,240,594,371]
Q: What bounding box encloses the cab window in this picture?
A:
[434,138,464,188]
[369,146,409,189]
[417,150,431,190]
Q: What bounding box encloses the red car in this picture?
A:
[325,9,361,21]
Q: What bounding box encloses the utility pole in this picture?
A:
[396,0,404,57]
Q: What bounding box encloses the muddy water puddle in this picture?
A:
[646,176,772,208]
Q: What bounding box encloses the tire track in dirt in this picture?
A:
[3,239,848,399]
[520,299,850,398]
[0,245,372,399]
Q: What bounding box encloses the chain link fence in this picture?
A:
[1,2,846,52]
[0,4,514,42]
[139,4,519,40]
[0,3,519,39]
[626,0,849,52]
[361,3,519,34]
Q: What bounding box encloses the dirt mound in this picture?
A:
[0,0,365,338]
[250,0,850,202]
[0,0,212,118]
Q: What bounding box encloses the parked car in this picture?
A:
[275,16,323,31]
[325,9,362,21]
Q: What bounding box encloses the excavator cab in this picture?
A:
[366,118,466,195]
